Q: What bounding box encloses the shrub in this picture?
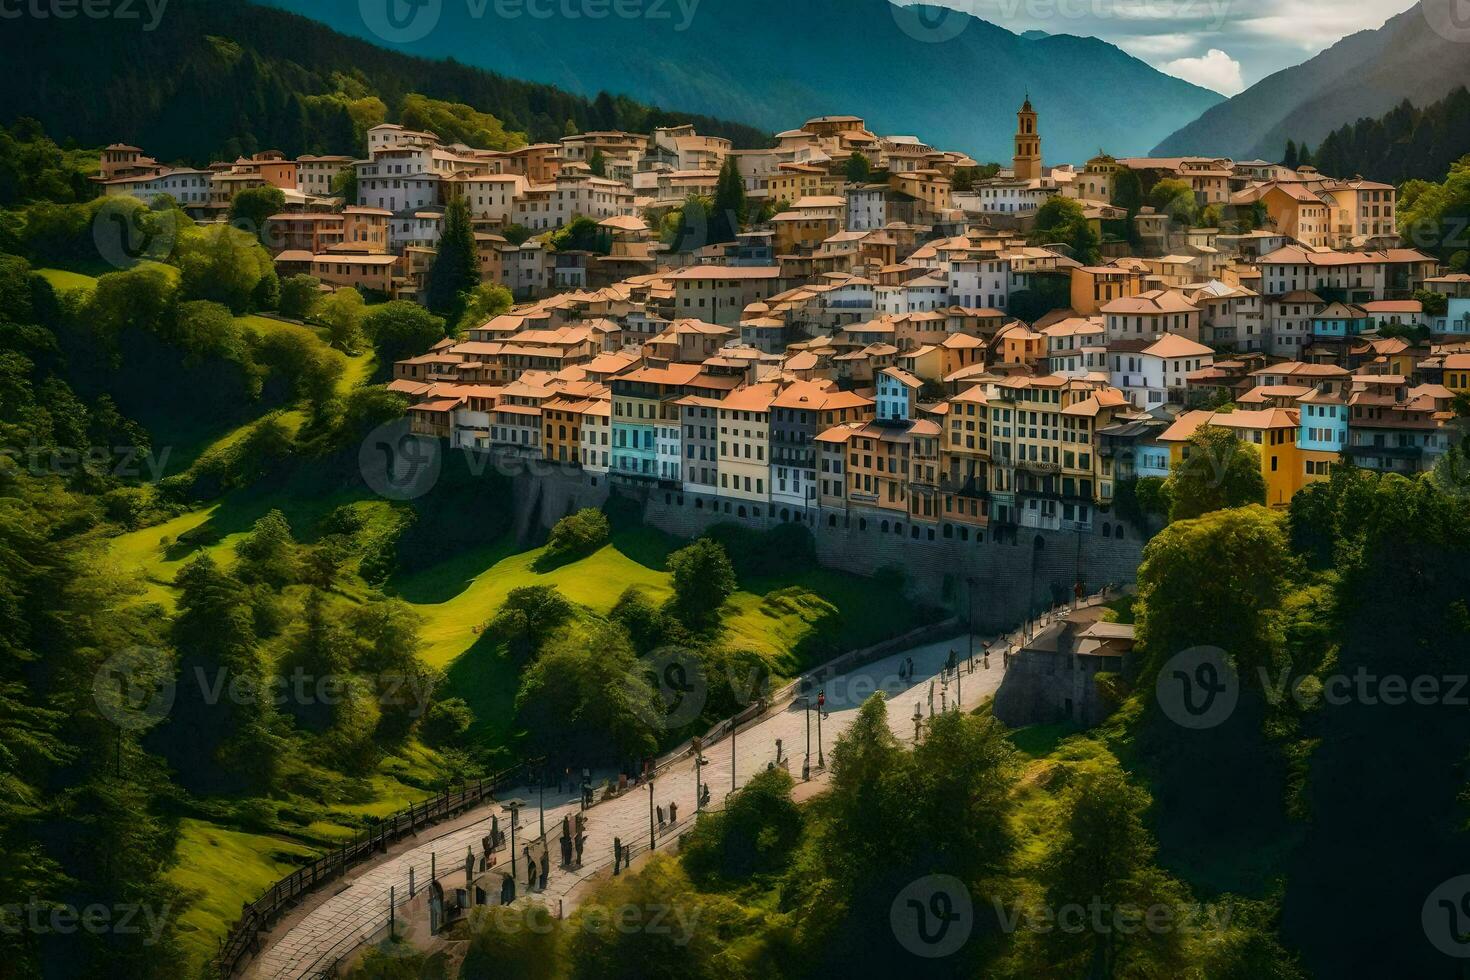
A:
[537,507,609,569]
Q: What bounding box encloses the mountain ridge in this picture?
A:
[1152,0,1470,160]
[262,0,1222,163]
[0,0,770,164]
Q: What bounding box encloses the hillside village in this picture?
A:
[96,102,1470,533]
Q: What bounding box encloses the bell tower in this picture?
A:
[1013,96,1041,181]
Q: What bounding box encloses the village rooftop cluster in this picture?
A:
[97,104,1470,533]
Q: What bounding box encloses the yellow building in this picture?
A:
[1070,265,1144,316]
[717,383,779,506]
[542,396,598,464]
[1445,353,1470,394]
[941,386,990,527]
[1158,408,1303,508]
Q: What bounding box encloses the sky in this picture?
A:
[912,0,1413,95]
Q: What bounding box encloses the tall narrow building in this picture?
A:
[1012,96,1041,181]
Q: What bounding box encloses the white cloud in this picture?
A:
[1115,32,1197,58]
[1162,48,1246,95]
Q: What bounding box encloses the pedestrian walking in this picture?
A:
[669,801,678,824]
[538,861,548,891]
[613,837,622,873]
[526,855,537,889]
[562,814,571,840]
[560,833,572,867]
[656,804,665,828]
[574,832,585,866]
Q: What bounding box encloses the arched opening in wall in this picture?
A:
[1101,522,1110,538]
[677,495,684,506]
[724,502,732,514]
[959,527,969,541]
[943,524,953,539]
[927,528,935,541]
[859,518,867,531]
[590,477,598,487]
[695,498,704,509]
[828,514,837,528]
[781,508,790,522]
[737,506,747,518]
[880,520,889,533]
[664,493,671,505]
[976,530,984,544]
[911,526,919,539]
[1116,525,1126,540]
[753,506,762,518]
[896,523,904,535]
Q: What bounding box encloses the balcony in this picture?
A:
[1344,443,1423,461]
[940,477,988,498]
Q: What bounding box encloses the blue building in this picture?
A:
[1310,302,1369,340]
[876,366,922,423]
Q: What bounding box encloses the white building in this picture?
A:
[1108,334,1214,411]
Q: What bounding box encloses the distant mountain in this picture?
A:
[0,0,767,165]
[261,0,1222,163]
[1153,0,1470,161]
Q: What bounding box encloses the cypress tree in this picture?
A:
[425,196,480,328]
[711,156,745,244]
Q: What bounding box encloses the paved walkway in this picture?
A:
[248,623,1036,978]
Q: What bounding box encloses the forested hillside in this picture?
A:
[1296,87,1470,186]
[0,0,769,166]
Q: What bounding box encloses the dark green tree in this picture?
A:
[363,300,446,364]
[666,537,737,627]
[1164,425,1267,521]
[228,185,287,234]
[709,156,745,244]
[424,196,479,326]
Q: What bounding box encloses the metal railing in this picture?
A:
[216,762,528,977]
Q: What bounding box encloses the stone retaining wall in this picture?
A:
[502,461,1147,629]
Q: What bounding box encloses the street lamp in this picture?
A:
[966,575,976,668]
[953,647,962,710]
[816,689,826,768]
[647,780,656,851]
[693,737,705,811]
[1027,535,1045,638]
[803,696,812,780]
[502,799,526,885]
